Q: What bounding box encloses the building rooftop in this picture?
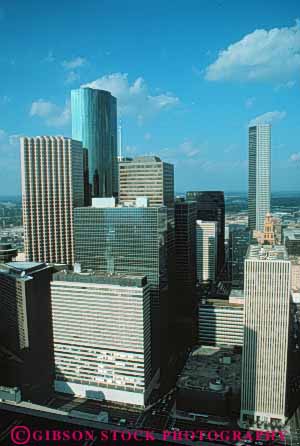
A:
[6,261,46,272]
[246,244,289,261]
[177,346,241,394]
[283,227,300,241]
[200,298,243,308]
[0,262,50,281]
[52,271,148,288]
[125,156,162,163]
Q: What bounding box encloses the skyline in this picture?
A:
[0,0,299,194]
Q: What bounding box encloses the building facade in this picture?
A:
[186,191,225,275]
[198,294,244,347]
[240,245,291,428]
[0,262,54,400]
[73,201,169,376]
[21,136,84,266]
[71,87,118,198]
[248,124,271,232]
[119,156,174,207]
[283,227,300,256]
[229,224,250,289]
[174,199,197,345]
[51,272,152,406]
[196,220,218,284]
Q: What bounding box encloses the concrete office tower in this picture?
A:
[119,156,174,207]
[21,136,84,266]
[74,200,169,377]
[240,245,291,428]
[51,272,153,406]
[71,87,118,198]
[196,220,218,284]
[174,199,197,345]
[248,124,271,232]
[229,224,250,289]
[186,191,225,275]
[0,262,54,400]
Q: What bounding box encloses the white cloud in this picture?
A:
[44,51,55,63]
[62,56,86,70]
[30,99,58,118]
[290,152,300,162]
[275,80,296,91]
[30,99,70,127]
[249,110,286,126]
[65,71,80,84]
[205,20,300,82]
[124,145,138,156]
[245,97,256,108]
[82,73,179,121]
[0,130,21,156]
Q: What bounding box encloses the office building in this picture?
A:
[229,224,250,289]
[71,87,118,198]
[186,191,225,275]
[196,220,218,284]
[119,156,174,207]
[240,245,291,428]
[51,272,152,406]
[0,262,54,400]
[248,124,271,232]
[283,227,300,256]
[198,290,244,347]
[73,199,169,376]
[21,136,85,266]
[174,199,197,345]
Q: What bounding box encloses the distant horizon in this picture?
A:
[1,190,300,200]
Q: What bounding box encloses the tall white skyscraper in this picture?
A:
[21,136,84,266]
[196,220,218,283]
[240,245,291,428]
[248,124,271,232]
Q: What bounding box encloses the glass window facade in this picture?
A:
[71,87,118,198]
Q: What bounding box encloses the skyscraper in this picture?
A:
[21,136,85,266]
[186,191,225,275]
[229,224,250,289]
[73,199,169,376]
[196,220,218,284]
[174,199,197,345]
[240,245,291,428]
[51,272,152,406]
[71,87,118,198]
[248,124,271,232]
[119,156,174,207]
[0,262,54,400]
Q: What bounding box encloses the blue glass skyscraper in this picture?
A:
[71,87,118,198]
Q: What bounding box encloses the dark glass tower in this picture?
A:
[186,191,225,276]
[174,199,197,346]
[0,262,54,401]
[71,87,118,198]
[229,224,250,289]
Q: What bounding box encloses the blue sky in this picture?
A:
[0,0,299,194]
